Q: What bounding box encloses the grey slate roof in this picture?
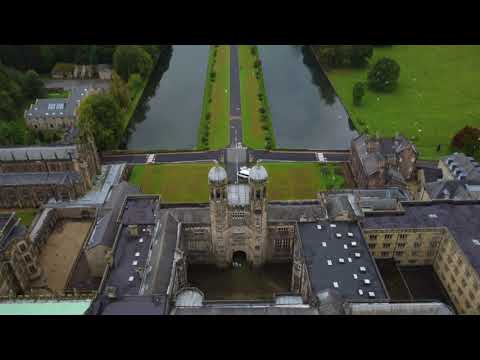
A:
[142,212,178,295]
[352,134,414,180]
[361,201,480,276]
[441,153,480,184]
[0,213,26,251]
[298,221,387,301]
[86,182,142,249]
[0,145,78,162]
[326,195,355,219]
[425,180,472,200]
[419,166,443,183]
[121,197,158,225]
[0,171,82,186]
[99,295,168,315]
[268,202,326,222]
[160,206,211,224]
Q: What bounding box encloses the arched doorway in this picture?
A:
[232,251,247,268]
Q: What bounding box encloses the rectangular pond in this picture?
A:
[259,45,357,150]
[125,45,209,150]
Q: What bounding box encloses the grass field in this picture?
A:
[129,163,212,203]
[327,45,480,160]
[263,162,345,200]
[198,45,230,150]
[47,90,70,98]
[239,45,275,149]
[0,209,38,228]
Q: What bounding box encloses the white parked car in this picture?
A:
[146,154,156,164]
[237,167,250,179]
[316,152,326,163]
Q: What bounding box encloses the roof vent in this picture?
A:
[428,214,438,219]
[322,242,327,247]
[132,260,138,266]
[135,252,140,257]
[473,239,480,246]
[364,279,371,285]
[330,224,337,228]
[360,266,367,273]
[139,238,144,243]
[317,225,322,230]
[333,282,339,289]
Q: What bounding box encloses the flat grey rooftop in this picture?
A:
[99,295,168,315]
[121,197,158,225]
[268,202,326,222]
[362,201,480,275]
[298,221,387,301]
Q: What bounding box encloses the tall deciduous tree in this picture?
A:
[113,45,153,82]
[78,93,122,151]
[367,57,400,92]
[23,70,46,100]
[111,71,131,109]
[353,82,365,106]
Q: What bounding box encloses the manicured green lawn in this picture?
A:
[239,45,274,149]
[0,209,38,228]
[47,90,70,98]
[129,163,212,203]
[263,162,345,200]
[198,45,230,150]
[327,45,480,160]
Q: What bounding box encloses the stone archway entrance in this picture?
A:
[232,251,247,267]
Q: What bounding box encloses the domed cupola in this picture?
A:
[249,160,268,183]
[208,160,227,184]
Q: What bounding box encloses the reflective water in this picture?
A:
[124,45,209,150]
[259,45,357,149]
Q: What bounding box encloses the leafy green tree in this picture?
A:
[127,73,144,97]
[353,82,365,106]
[367,57,400,92]
[110,71,131,109]
[78,93,122,151]
[113,45,153,82]
[23,70,46,100]
[350,46,373,67]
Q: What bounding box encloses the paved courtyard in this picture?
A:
[35,220,93,292]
